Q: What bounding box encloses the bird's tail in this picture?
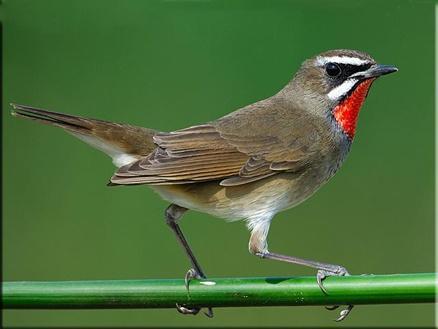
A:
[10,103,158,167]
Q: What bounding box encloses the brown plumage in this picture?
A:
[11,104,157,166]
[11,49,398,321]
[111,97,325,186]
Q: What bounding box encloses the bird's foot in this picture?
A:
[317,266,353,321]
[325,304,354,322]
[176,268,214,318]
[175,303,213,317]
[176,303,200,315]
[316,266,349,293]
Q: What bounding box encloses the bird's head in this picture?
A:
[287,49,398,139]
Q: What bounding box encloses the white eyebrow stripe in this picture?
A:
[316,56,371,66]
[327,78,358,100]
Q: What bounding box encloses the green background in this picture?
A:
[2,0,435,327]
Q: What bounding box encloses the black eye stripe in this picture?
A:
[324,62,373,91]
[324,63,372,81]
[339,63,372,77]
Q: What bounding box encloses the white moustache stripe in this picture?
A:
[317,56,371,66]
[327,79,358,100]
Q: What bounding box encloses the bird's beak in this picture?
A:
[351,64,398,80]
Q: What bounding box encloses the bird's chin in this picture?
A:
[332,78,375,139]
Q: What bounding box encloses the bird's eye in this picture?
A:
[325,63,341,77]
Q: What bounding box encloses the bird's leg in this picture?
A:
[165,204,213,318]
[248,222,353,321]
[257,251,353,321]
[259,251,350,292]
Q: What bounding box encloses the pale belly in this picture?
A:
[151,170,328,222]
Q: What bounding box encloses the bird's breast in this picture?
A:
[152,167,333,222]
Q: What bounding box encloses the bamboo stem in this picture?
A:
[3,273,436,309]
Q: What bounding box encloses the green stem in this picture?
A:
[3,273,435,309]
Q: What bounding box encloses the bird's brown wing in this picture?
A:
[110,99,321,186]
[111,124,247,185]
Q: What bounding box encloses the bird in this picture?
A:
[11,49,397,321]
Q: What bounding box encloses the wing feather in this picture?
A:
[111,98,321,186]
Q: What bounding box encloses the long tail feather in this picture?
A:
[10,103,158,167]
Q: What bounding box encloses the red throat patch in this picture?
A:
[332,79,375,139]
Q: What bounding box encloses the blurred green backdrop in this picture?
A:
[2,0,435,327]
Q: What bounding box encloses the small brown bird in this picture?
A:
[11,49,397,321]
